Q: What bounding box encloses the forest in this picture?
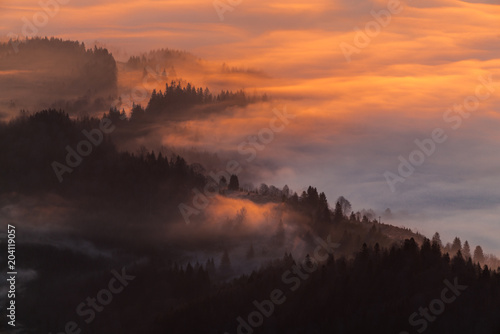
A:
[1,37,499,334]
[0,37,118,117]
[1,106,500,333]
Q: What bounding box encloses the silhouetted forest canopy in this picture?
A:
[4,232,500,333]
[125,48,201,70]
[122,80,265,123]
[0,110,204,221]
[1,37,117,92]
[0,37,117,116]
[159,238,500,334]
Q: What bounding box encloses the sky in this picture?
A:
[1,0,500,253]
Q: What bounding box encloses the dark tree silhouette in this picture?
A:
[337,196,352,214]
[228,174,239,191]
[463,240,471,260]
[432,232,443,248]
[333,201,344,224]
[219,175,227,188]
[451,236,462,254]
[474,245,485,263]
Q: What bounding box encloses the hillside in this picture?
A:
[1,108,499,334]
[0,37,117,120]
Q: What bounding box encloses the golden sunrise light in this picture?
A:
[1,0,500,333]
